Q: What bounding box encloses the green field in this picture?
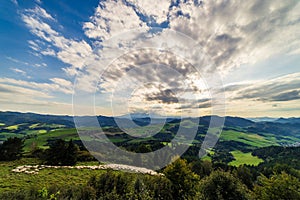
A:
[23,128,79,152]
[5,125,20,130]
[201,155,212,161]
[228,150,264,166]
[124,124,166,137]
[0,158,106,193]
[29,123,40,129]
[220,130,277,147]
[0,123,5,126]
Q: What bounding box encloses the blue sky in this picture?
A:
[0,0,300,117]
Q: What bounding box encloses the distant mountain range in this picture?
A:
[0,111,74,127]
[275,117,300,124]
[1,111,300,154]
[248,117,278,122]
[249,117,300,124]
[1,111,299,128]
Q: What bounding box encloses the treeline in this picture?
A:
[0,137,95,164]
[1,137,300,199]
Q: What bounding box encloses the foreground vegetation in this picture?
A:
[0,136,299,199]
[0,157,299,200]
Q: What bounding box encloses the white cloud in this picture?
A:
[83,0,148,40]
[24,6,55,21]
[10,68,27,76]
[0,83,52,98]
[126,0,171,24]
[22,6,94,74]
[6,56,29,66]
[41,48,56,56]
[28,40,40,51]
[0,78,73,95]
[35,0,42,4]
[231,73,300,102]
[168,0,300,73]
[50,77,73,89]
[16,2,300,116]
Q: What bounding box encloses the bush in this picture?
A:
[199,170,252,200]
[0,137,24,161]
[254,172,300,200]
[163,158,200,199]
[44,139,79,166]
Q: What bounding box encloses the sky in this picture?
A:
[0,0,300,118]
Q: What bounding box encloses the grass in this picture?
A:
[5,125,19,130]
[29,123,40,129]
[0,133,24,141]
[228,150,263,166]
[124,124,164,137]
[0,158,108,193]
[0,123,5,126]
[220,130,277,147]
[201,155,212,161]
[181,120,198,128]
[23,129,80,152]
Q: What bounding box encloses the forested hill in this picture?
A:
[1,111,299,128]
[0,112,300,144]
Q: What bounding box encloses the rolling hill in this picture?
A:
[0,111,300,166]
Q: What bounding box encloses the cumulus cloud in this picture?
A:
[17,1,300,116]
[72,0,300,116]
[83,0,148,40]
[126,0,171,24]
[168,0,300,73]
[21,6,93,74]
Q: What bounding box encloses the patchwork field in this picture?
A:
[220,130,277,147]
[1,115,300,167]
[229,150,264,166]
[23,128,79,151]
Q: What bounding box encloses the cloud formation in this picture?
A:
[13,1,300,116]
[21,6,93,75]
[232,73,300,102]
[0,78,73,94]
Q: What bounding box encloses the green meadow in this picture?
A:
[0,158,106,193]
[23,129,79,152]
[220,130,277,147]
[229,150,264,166]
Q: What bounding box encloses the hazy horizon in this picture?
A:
[1,109,300,119]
